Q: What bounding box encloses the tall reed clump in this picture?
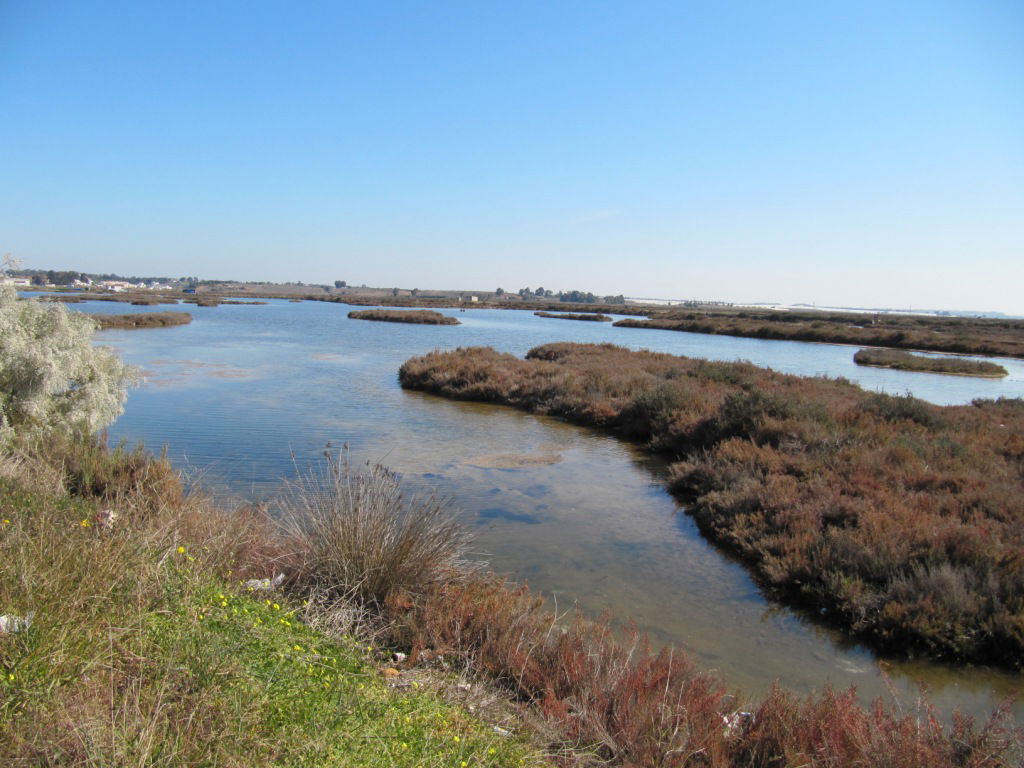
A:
[398,343,1024,668]
[275,453,471,607]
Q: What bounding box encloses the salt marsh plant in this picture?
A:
[399,343,1024,667]
[0,282,137,446]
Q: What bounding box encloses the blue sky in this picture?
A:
[2,1,1022,312]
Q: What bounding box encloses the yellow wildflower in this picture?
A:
[177,546,185,554]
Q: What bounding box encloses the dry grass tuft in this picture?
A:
[274,452,472,607]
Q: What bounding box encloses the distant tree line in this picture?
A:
[511,286,624,304]
[9,269,181,285]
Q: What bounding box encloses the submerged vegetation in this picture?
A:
[399,343,1024,668]
[534,311,612,322]
[348,309,461,325]
[614,310,1024,358]
[854,347,1008,377]
[90,310,193,330]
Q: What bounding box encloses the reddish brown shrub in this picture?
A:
[399,343,1024,668]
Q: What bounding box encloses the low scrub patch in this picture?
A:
[399,343,1024,668]
[534,311,612,322]
[89,310,193,329]
[349,309,461,325]
[614,310,1024,358]
[854,347,1008,377]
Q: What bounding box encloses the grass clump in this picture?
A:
[399,343,1024,668]
[349,309,460,325]
[854,347,1008,377]
[276,454,471,608]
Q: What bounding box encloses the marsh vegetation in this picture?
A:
[348,309,461,325]
[90,311,193,329]
[3,437,1019,767]
[614,309,1024,358]
[534,311,613,322]
[854,347,1008,377]
[399,343,1024,668]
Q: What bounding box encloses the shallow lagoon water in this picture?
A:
[67,298,1023,721]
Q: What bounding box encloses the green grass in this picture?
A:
[0,452,544,766]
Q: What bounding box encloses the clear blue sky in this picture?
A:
[2,1,1022,312]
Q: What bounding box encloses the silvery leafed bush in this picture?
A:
[0,282,137,445]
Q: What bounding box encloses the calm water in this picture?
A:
[65,297,1024,721]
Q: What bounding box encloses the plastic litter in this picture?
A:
[244,573,285,591]
[0,611,35,634]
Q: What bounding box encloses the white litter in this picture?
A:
[0,611,35,634]
[244,573,286,591]
[722,711,753,736]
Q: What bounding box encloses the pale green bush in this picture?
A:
[0,283,137,444]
